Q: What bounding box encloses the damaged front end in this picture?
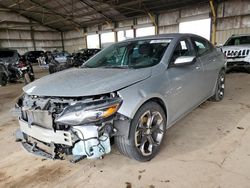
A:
[15,93,125,162]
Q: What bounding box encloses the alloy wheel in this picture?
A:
[218,73,225,99]
[134,110,164,156]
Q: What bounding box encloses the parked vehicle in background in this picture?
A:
[0,63,8,86]
[0,49,34,86]
[0,49,20,85]
[48,51,71,74]
[18,56,35,84]
[54,51,71,64]
[0,49,19,65]
[23,50,44,63]
[72,49,101,67]
[220,34,250,73]
[15,34,226,162]
[48,49,101,74]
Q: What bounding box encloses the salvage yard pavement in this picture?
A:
[0,66,250,188]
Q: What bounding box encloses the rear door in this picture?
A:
[166,37,205,124]
[191,37,219,97]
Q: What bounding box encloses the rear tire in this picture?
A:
[210,70,225,102]
[115,102,166,161]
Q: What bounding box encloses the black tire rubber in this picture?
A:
[210,69,226,102]
[246,68,250,74]
[0,73,7,86]
[115,101,166,162]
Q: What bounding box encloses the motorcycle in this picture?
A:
[0,63,9,86]
[18,56,35,84]
[0,56,34,86]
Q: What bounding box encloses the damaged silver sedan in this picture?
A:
[15,34,226,162]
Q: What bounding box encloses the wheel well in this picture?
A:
[127,97,168,138]
[147,97,167,118]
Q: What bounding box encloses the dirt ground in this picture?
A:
[0,66,250,188]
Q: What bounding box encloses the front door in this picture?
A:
[166,38,204,124]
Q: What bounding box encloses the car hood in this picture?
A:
[222,44,250,51]
[23,67,152,97]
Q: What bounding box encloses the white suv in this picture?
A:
[221,34,250,72]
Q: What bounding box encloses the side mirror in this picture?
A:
[173,56,196,66]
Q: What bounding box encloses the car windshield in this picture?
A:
[83,39,171,69]
[0,51,15,58]
[224,36,250,46]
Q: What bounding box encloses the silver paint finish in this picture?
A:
[23,67,151,97]
[23,34,225,127]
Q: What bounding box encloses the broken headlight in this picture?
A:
[55,97,122,126]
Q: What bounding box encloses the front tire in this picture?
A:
[115,102,166,161]
[210,70,225,102]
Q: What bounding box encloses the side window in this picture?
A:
[171,39,192,63]
[192,38,211,56]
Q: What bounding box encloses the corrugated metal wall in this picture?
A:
[63,0,250,51]
[63,30,87,53]
[216,0,250,45]
[1,0,250,53]
[0,11,62,54]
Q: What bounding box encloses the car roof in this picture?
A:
[230,34,250,38]
[123,33,206,42]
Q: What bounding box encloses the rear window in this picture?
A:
[191,37,212,56]
[224,36,250,46]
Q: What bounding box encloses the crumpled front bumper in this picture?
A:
[16,118,111,162]
[18,118,73,145]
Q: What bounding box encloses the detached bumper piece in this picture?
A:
[22,141,54,159]
[16,129,64,160]
[21,140,87,163]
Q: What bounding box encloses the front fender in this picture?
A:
[117,76,169,122]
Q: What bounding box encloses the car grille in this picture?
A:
[223,49,250,58]
[22,109,54,130]
[224,49,250,58]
